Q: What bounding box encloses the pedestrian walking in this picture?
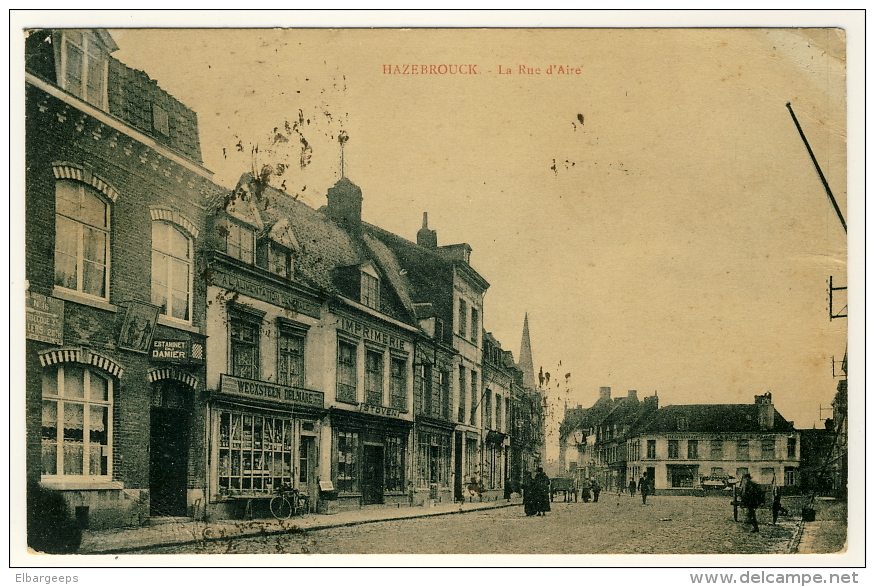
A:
[628,479,637,497]
[591,479,601,503]
[580,478,591,503]
[522,471,537,516]
[771,486,789,524]
[532,467,552,516]
[639,475,650,505]
[739,473,765,532]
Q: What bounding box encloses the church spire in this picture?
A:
[518,312,536,388]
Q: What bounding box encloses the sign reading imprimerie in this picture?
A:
[219,374,324,408]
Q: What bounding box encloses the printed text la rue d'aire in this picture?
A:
[382,64,582,75]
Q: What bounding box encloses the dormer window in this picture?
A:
[361,271,380,309]
[223,220,255,264]
[257,241,292,279]
[58,30,108,109]
[677,417,688,431]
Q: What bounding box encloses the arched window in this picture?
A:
[151,220,192,321]
[54,179,110,298]
[41,365,113,479]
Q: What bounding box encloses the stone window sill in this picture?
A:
[40,478,124,491]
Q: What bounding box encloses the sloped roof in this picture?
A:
[637,403,795,434]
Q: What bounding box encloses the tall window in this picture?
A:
[668,439,679,459]
[42,365,112,478]
[55,180,109,298]
[469,370,478,425]
[336,341,358,403]
[59,30,107,108]
[784,466,798,486]
[361,272,379,309]
[761,439,775,460]
[152,221,191,321]
[470,307,479,344]
[365,350,384,405]
[421,364,433,416]
[390,357,406,410]
[335,431,359,493]
[737,439,750,460]
[787,437,797,459]
[229,315,260,379]
[687,440,699,459]
[484,390,493,430]
[710,440,723,460]
[495,394,503,433]
[457,366,466,423]
[458,299,467,338]
[277,330,305,388]
[384,436,405,492]
[225,221,255,264]
[646,439,656,459]
[440,370,451,420]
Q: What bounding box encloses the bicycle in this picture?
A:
[269,484,309,520]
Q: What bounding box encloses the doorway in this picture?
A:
[362,444,384,505]
[149,380,191,517]
[454,433,463,502]
[299,435,317,511]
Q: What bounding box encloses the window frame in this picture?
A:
[58,30,108,109]
[389,356,407,411]
[41,364,113,481]
[365,348,384,406]
[668,439,680,459]
[336,339,358,404]
[151,220,193,323]
[646,439,656,459]
[687,439,699,459]
[224,219,256,264]
[277,328,306,389]
[54,180,111,300]
[229,312,261,380]
[458,298,467,338]
[761,438,776,460]
[361,272,380,309]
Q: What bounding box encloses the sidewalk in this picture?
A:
[78,498,521,554]
[792,497,848,554]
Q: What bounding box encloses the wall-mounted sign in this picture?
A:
[219,374,324,409]
[117,301,160,354]
[338,317,406,350]
[151,339,205,363]
[211,269,321,319]
[26,292,64,345]
[359,403,402,419]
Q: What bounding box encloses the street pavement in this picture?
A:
[69,493,840,555]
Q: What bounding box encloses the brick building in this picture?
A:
[25,28,222,529]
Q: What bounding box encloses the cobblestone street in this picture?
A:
[132,495,801,555]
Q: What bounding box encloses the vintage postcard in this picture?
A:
[12,10,861,575]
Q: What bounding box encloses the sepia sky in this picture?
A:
[105,25,848,444]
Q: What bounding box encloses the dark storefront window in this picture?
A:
[217,411,294,496]
[390,357,406,410]
[417,432,450,489]
[336,341,357,403]
[384,435,406,492]
[335,430,359,493]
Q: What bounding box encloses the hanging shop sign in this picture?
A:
[219,374,324,409]
[150,339,205,363]
[26,291,64,345]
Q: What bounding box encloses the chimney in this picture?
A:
[599,387,611,402]
[627,390,638,402]
[417,212,438,248]
[643,392,659,411]
[325,177,363,233]
[755,393,775,429]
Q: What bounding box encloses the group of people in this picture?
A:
[578,478,601,503]
[738,473,789,533]
[522,468,552,516]
[628,476,653,504]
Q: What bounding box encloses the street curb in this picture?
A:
[80,502,518,555]
[787,520,805,554]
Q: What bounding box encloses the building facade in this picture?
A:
[25,28,221,529]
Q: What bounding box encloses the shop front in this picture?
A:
[207,374,326,519]
[414,417,454,505]
[329,406,412,511]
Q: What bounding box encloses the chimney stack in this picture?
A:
[417,212,438,248]
[627,390,638,401]
[325,177,363,233]
[755,393,775,429]
[599,387,611,402]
